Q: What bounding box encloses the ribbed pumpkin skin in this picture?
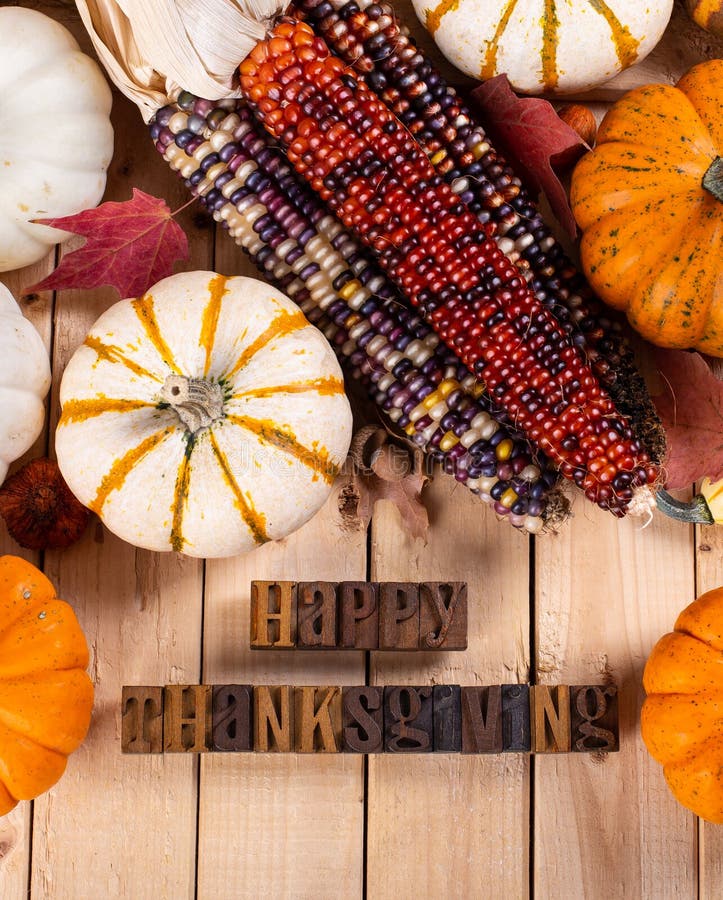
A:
[412,0,672,94]
[642,586,723,823]
[571,60,723,355]
[56,272,353,558]
[0,555,93,817]
[0,8,113,272]
[686,0,723,37]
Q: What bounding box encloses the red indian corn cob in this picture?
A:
[293,0,665,464]
[149,92,563,531]
[238,20,659,515]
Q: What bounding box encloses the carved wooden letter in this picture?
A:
[501,684,531,752]
[122,686,163,753]
[570,685,619,752]
[384,686,433,752]
[433,684,462,752]
[250,581,297,648]
[254,686,293,752]
[163,685,212,753]
[339,582,379,649]
[531,685,571,753]
[294,686,342,752]
[461,686,503,753]
[297,582,338,649]
[212,685,253,752]
[419,583,468,650]
[342,686,384,753]
[379,583,420,650]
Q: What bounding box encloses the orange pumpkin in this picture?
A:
[685,1,723,38]
[642,586,723,822]
[570,60,723,355]
[0,556,93,816]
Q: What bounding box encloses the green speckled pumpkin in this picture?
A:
[570,60,723,355]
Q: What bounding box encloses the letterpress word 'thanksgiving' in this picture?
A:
[250,581,468,651]
[121,683,618,755]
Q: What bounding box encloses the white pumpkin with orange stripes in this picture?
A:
[413,0,673,94]
[55,271,353,558]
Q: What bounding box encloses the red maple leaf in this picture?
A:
[651,350,723,490]
[469,75,587,238]
[25,188,189,299]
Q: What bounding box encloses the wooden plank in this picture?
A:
[367,478,531,899]
[29,88,210,899]
[195,234,367,897]
[695,515,723,899]
[534,505,697,899]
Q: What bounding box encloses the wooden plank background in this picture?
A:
[0,1,720,898]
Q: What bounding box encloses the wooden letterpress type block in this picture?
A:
[163,685,212,753]
[570,685,619,753]
[384,686,434,752]
[297,582,338,649]
[379,583,420,650]
[212,685,253,752]
[531,685,571,753]
[461,686,503,753]
[250,581,297,648]
[419,583,468,650]
[501,684,531,752]
[254,685,294,752]
[342,686,384,753]
[339,582,378,649]
[122,686,164,753]
[433,684,462,752]
[294,686,342,752]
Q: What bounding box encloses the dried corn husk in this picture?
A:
[75,0,288,120]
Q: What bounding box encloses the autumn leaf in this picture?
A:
[651,350,723,490]
[24,189,189,298]
[469,75,587,237]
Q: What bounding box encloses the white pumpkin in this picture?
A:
[55,272,353,558]
[0,283,52,486]
[0,8,114,272]
[414,0,674,94]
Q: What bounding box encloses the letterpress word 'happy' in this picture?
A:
[250,581,468,651]
[121,684,619,755]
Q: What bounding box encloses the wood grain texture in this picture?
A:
[367,478,531,900]
[28,91,209,899]
[195,211,367,900]
[534,505,697,899]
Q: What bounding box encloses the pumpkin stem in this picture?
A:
[655,489,715,525]
[160,375,224,433]
[703,157,723,202]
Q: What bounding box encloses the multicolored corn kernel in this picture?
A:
[238,20,659,515]
[149,92,561,532]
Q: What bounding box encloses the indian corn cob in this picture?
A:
[294,0,665,463]
[150,92,563,531]
[238,20,659,516]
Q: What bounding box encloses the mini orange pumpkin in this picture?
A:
[571,59,723,355]
[0,556,93,816]
[642,586,723,822]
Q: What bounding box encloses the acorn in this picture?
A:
[558,104,598,147]
[0,458,90,550]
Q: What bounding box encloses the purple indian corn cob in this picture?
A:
[149,91,564,531]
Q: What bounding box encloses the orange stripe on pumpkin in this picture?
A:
[209,431,269,545]
[541,0,560,92]
[586,0,640,70]
[425,0,460,36]
[89,428,174,514]
[226,414,339,483]
[199,274,229,378]
[479,0,520,81]
[231,376,345,402]
[169,437,195,552]
[131,294,182,374]
[225,307,308,378]
[58,397,155,426]
[84,335,162,383]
